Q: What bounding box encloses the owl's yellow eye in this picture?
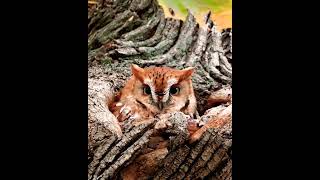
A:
[170,87,180,95]
[143,86,151,95]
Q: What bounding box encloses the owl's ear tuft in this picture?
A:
[131,64,145,82]
[178,67,194,82]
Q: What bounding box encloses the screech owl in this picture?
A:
[108,64,197,125]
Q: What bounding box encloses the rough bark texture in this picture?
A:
[88,0,232,179]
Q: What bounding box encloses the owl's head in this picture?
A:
[130,64,194,111]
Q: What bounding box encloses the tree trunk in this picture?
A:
[88,0,232,179]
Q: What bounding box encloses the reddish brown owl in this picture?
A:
[108,64,197,126]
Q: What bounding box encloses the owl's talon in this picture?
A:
[155,118,170,130]
[122,108,131,116]
[116,102,123,107]
[165,120,172,128]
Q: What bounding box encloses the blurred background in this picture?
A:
[158,0,232,31]
[88,0,232,31]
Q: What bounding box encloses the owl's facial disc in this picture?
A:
[143,76,180,111]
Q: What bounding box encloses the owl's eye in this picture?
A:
[170,87,180,95]
[143,86,151,95]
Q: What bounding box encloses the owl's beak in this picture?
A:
[155,92,166,110]
[157,102,164,110]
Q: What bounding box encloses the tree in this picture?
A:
[88,0,232,179]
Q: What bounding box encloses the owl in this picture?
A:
[108,64,197,126]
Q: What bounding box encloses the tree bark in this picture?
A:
[88,0,232,179]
